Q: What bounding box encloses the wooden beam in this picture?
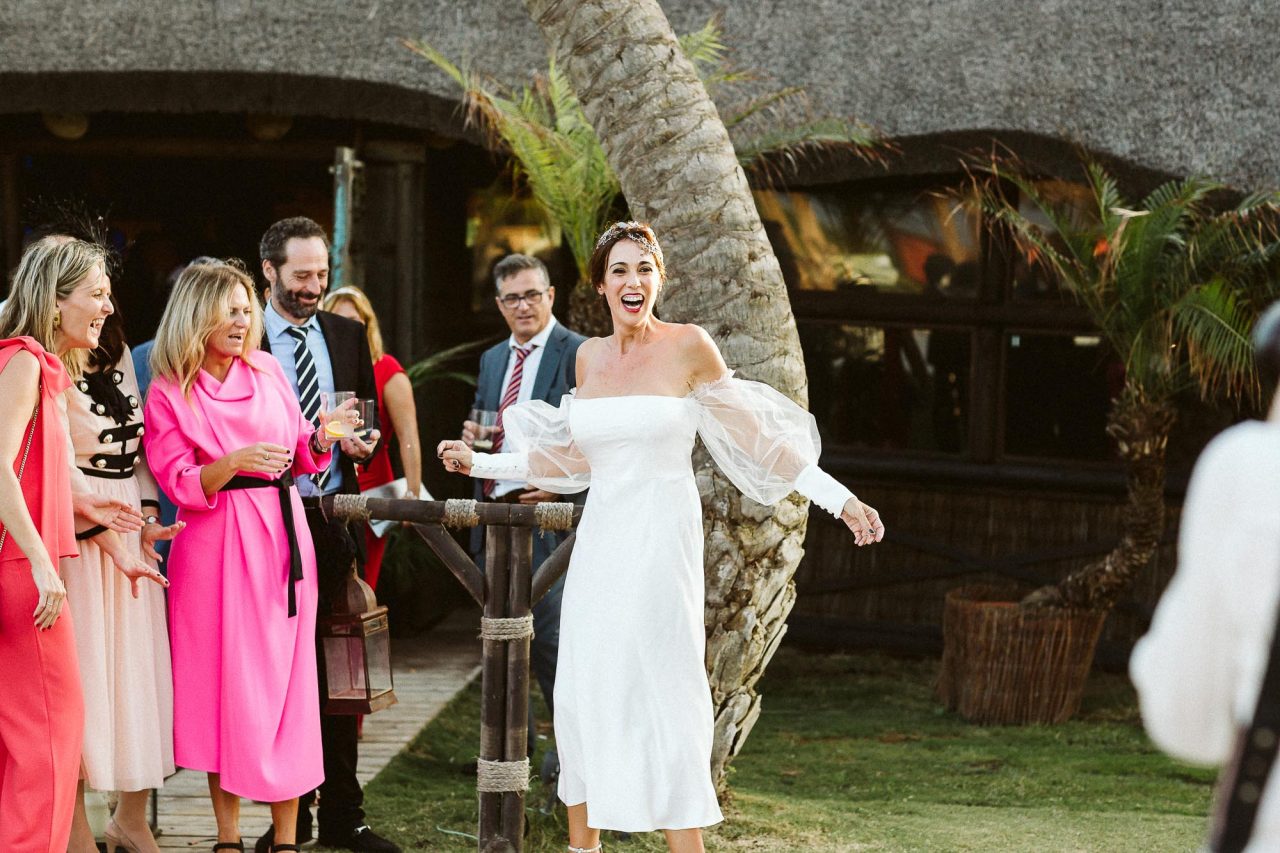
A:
[530,532,575,606]
[321,495,582,528]
[478,525,509,849]
[409,522,486,607]
[3,136,336,161]
[501,525,532,846]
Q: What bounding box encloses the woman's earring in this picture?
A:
[52,311,61,330]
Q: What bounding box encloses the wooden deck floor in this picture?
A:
[151,611,481,850]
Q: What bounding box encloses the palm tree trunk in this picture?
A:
[568,283,613,338]
[1023,386,1176,610]
[522,0,811,789]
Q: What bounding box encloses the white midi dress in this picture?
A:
[469,373,855,832]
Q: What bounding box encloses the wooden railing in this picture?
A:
[321,494,580,853]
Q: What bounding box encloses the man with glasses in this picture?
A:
[462,253,585,768]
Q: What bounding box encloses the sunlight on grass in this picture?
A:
[362,646,1215,851]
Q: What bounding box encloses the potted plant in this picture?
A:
[937,154,1280,724]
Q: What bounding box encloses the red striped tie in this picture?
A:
[483,344,534,498]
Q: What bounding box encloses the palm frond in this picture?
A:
[736,118,887,183]
[677,18,730,84]
[971,152,1280,404]
[1170,278,1261,403]
[405,25,883,278]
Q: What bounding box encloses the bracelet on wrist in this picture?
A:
[310,431,331,455]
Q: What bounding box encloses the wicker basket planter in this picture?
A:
[936,584,1108,725]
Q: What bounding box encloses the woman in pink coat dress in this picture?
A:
[143,260,347,853]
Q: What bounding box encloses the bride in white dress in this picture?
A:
[438,222,884,853]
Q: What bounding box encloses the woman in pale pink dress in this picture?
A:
[143,260,343,853]
[63,302,183,853]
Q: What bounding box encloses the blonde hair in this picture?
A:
[0,236,108,377]
[322,286,384,362]
[150,261,263,396]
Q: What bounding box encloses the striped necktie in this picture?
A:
[483,344,535,498]
[287,324,330,492]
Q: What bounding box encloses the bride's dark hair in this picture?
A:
[587,221,666,287]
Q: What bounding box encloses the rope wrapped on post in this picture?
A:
[477,757,530,793]
[480,614,535,642]
[443,498,481,529]
[332,493,371,523]
[534,502,575,533]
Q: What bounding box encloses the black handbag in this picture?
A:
[1210,580,1280,851]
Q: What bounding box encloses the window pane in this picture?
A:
[1011,179,1095,303]
[1003,333,1119,460]
[756,186,981,297]
[465,184,563,314]
[800,322,970,454]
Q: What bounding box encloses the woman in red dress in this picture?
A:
[322,287,422,591]
[0,237,112,852]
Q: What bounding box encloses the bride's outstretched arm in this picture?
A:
[684,326,884,544]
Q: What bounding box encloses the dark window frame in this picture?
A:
[768,173,1134,491]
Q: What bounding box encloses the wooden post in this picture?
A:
[330,145,362,290]
[478,524,509,850]
[501,526,533,844]
[319,495,582,853]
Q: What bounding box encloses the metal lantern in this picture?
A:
[319,568,397,714]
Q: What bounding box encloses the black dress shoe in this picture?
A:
[316,824,401,853]
[253,818,313,853]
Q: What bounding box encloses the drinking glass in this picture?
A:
[321,391,357,439]
[469,408,498,451]
[355,399,376,437]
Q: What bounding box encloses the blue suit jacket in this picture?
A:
[471,320,587,558]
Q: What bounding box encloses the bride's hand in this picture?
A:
[437,439,473,476]
[841,497,884,546]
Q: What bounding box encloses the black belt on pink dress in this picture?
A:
[219,471,303,617]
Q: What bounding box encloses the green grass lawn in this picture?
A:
[360,646,1217,852]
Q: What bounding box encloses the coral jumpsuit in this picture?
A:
[0,337,83,853]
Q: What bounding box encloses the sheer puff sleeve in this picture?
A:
[692,371,853,517]
[469,394,590,494]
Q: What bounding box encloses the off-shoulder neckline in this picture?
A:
[574,370,734,402]
[573,393,688,401]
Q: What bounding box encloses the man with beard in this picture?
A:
[253,217,398,853]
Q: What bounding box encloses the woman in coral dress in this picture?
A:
[0,237,109,852]
[63,305,182,853]
[438,222,886,853]
[144,260,343,853]
[322,286,423,591]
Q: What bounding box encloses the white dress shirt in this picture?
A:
[1131,420,1280,851]
[263,300,340,495]
[492,315,558,499]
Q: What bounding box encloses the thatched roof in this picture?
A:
[0,0,1273,187]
